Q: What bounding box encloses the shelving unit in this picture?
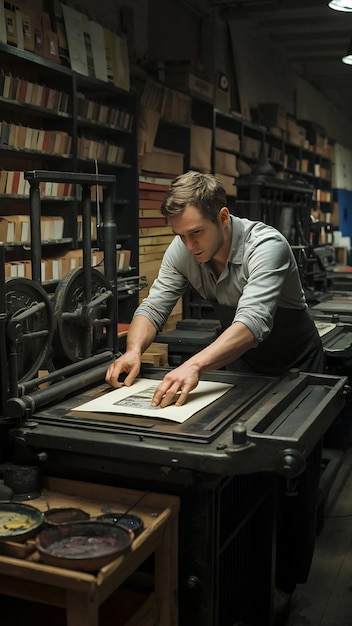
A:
[0,42,139,319]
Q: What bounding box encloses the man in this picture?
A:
[106,170,324,399]
[106,170,325,623]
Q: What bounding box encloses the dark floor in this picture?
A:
[286,445,352,626]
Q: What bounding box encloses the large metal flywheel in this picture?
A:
[5,277,54,382]
[52,267,113,365]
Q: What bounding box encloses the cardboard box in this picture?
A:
[215,127,240,152]
[164,61,214,102]
[288,126,307,147]
[258,103,286,131]
[215,150,238,176]
[190,125,212,172]
[236,159,252,175]
[142,146,184,176]
[215,173,237,197]
[242,136,261,158]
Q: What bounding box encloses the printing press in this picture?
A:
[0,171,350,626]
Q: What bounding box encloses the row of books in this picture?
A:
[0,120,125,165]
[0,2,131,90]
[0,71,69,115]
[0,120,72,156]
[0,212,108,243]
[0,3,61,64]
[77,93,133,131]
[4,248,131,280]
[77,136,125,164]
[138,176,172,305]
[140,79,192,125]
[0,215,64,243]
[137,176,183,330]
[0,170,75,197]
[313,189,332,203]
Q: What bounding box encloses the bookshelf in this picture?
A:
[0,42,139,319]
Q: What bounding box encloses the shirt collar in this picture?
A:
[229,215,246,264]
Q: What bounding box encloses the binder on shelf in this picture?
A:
[15,8,23,49]
[4,6,17,46]
[89,20,108,83]
[82,14,95,78]
[33,12,44,57]
[51,0,70,64]
[61,4,88,76]
[0,1,6,43]
[21,11,35,52]
[114,33,130,92]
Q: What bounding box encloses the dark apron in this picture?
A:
[212,304,325,375]
[212,303,325,589]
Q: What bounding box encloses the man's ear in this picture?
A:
[218,206,230,227]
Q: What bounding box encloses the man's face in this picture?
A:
[168,204,229,264]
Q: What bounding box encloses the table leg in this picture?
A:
[154,513,178,626]
[66,589,99,626]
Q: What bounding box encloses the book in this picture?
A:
[138,234,174,246]
[139,243,170,255]
[2,72,12,98]
[139,209,163,218]
[139,225,173,236]
[0,121,11,145]
[0,217,15,242]
[24,80,33,104]
[4,6,17,46]
[43,28,60,64]
[51,0,69,64]
[8,123,17,147]
[139,198,164,209]
[104,27,118,85]
[41,11,57,62]
[15,8,23,49]
[0,69,5,96]
[17,78,28,103]
[139,189,166,201]
[11,170,20,195]
[113,33,130,91]
[62,4,88,76]
[0,169,7,194]
[139,218,168,228]
[21,10,35,52]
[0,1,6,43]
[33,11,44,57]
[89,20,108,82]
[17,124,28,148]
[82,14,95,78]
[139,175,173,189]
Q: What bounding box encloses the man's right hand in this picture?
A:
[105,352,141,388]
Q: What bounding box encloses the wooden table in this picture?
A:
[0,477,179,626]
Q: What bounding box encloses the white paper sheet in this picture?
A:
[73,378,233,424]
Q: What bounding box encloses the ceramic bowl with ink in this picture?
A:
[96,512,144,536]
[35,520,134,571]
[44,507,90,526]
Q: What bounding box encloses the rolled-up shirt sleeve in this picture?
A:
[233,231,304,344]
[133,240,189,332]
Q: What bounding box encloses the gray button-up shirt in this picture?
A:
[135,215,307,346]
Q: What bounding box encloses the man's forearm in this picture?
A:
[186,321,256,374]
[126,314,158,355]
